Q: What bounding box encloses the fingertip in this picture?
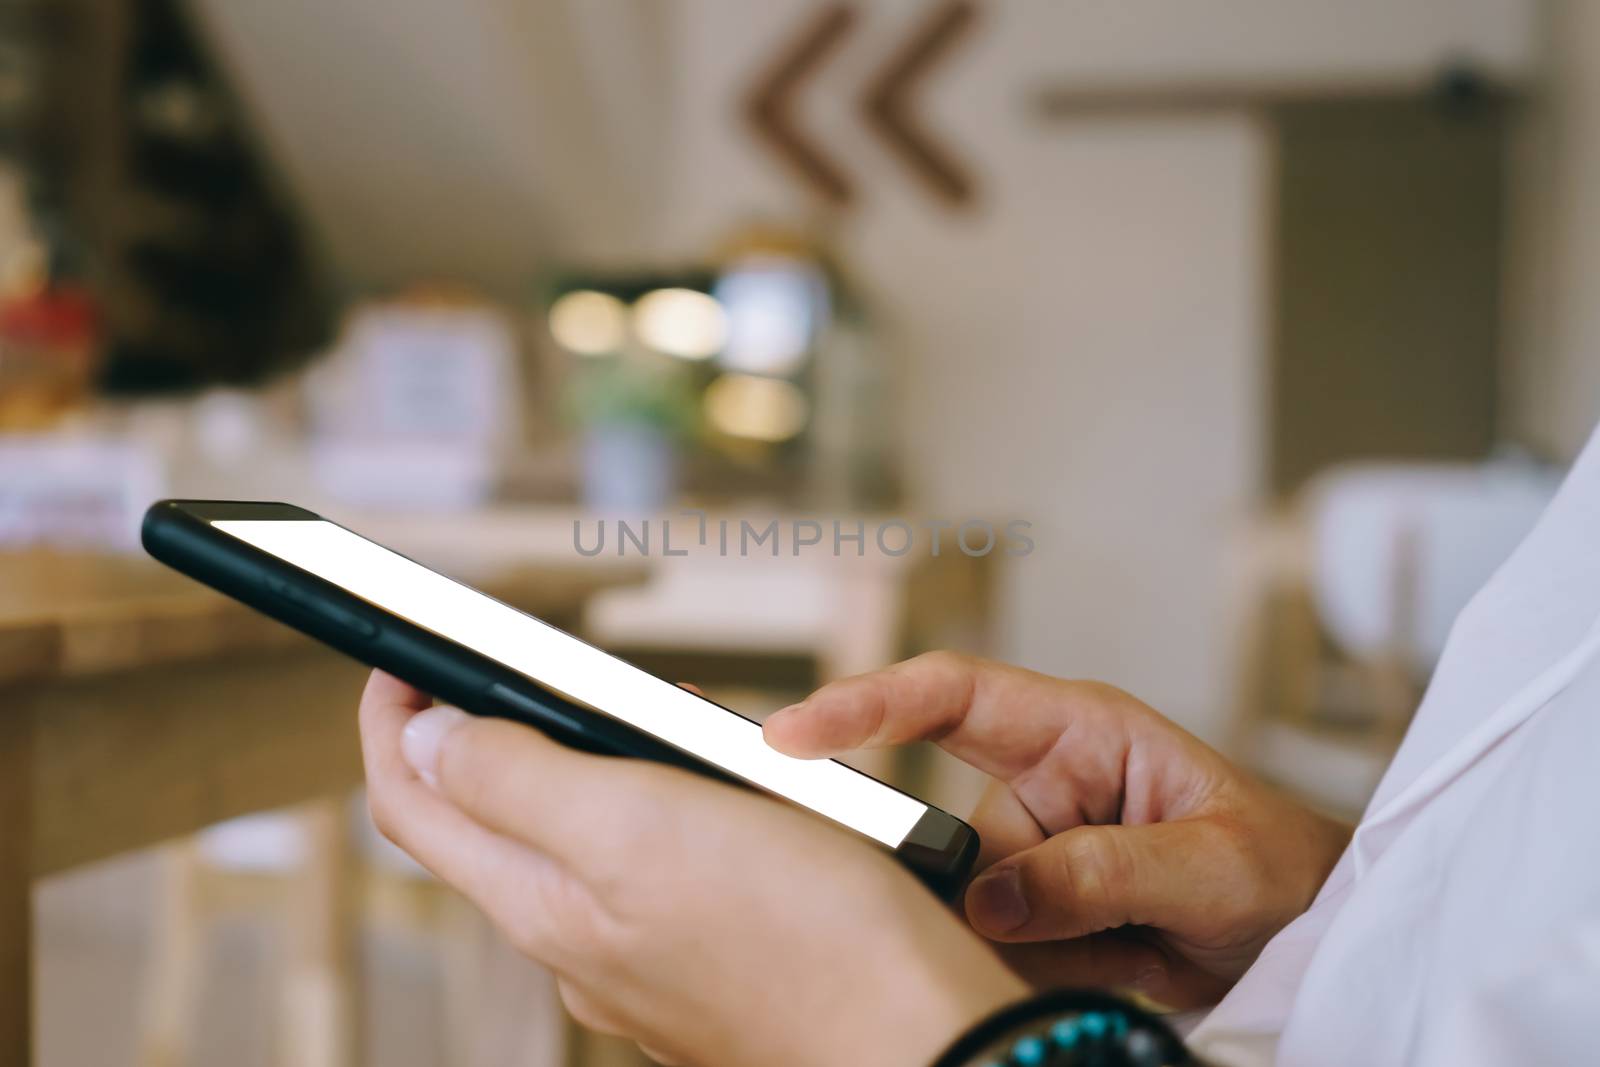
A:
[760,706,799,749]
[360,672,433,731]
[965,864,1030,937]
[358,672,436,783]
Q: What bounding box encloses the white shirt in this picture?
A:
[1189,424,1600,1065]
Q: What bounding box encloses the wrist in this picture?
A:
[862,965,1030,1067]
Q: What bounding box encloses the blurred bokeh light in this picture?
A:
[632,287,728,360]
[548,289,628,357]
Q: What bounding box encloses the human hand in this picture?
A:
[763,653,1351,1009]
[359,671,1027,1067]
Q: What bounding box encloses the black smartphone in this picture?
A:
[142,499,979,896]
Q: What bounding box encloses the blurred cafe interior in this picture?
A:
[0,0,1596,1064]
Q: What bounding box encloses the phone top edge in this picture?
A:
[897,807,980,898]
[148,499,323,523]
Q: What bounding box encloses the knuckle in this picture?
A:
[502,902,559,961]
[893,650,979,740]
[1058,828,1132,928]
[908,649,971,679]
[1209,816,1276,915]
[557,980,616,1034]
[1060,679,1161,734]
[908,648,978,688]
[436,720,505,808]
[501,910,545,959]
[1070,679,1136,710]
[496,867,584,961]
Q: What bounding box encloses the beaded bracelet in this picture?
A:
[929,989,1195,1067]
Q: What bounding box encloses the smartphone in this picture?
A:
[142,500,979,896]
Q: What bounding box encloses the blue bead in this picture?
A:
[1079,1013,1108,1037]
[1011,1035,1048,1065]
[1049,1019,1080,1048]
[1111,1013,1130,1038]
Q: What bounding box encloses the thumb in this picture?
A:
[964,819,1234,943]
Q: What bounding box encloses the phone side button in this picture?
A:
[330,609,379,639]
[485,683,589,738]
[263,577,379,639]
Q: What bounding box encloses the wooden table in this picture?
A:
[0,546,640,1064]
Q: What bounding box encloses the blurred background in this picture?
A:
[0,0,1596,1064]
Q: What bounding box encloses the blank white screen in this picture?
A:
[213,519,925,847]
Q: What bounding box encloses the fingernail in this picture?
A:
[968,866,1029,934]
[401,706,469,787]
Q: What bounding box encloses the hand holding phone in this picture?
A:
[142,500,980,895]
[360,669,1028,1067]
